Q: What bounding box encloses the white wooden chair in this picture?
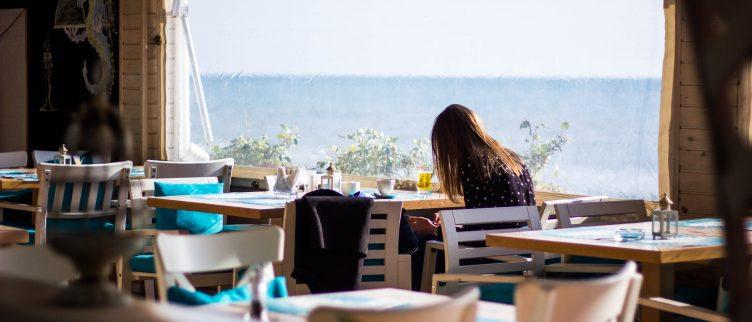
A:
[0,245,77,284]
[153,226,284,303]
[309,286,479,322]
[554,199,646,228]
[124,176,220,298]
[539,196,609,230]
[282,200,411,295]
[427,206,544,294]
[359,201,412,290]
[144,159,234,192]
[33,162,131,289]
[515,261,642,322]
[0,151,27,168]
[34,162,132,245]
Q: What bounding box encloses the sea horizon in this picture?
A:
[192,74,661,199]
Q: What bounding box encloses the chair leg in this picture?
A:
[144,279,156,301]
[115,258,125,290]
[34,210,46,245]
[420,247,438,293]
[120,257,133,293]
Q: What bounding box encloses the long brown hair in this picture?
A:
[431,104,524,202]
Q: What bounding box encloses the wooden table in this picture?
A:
[0,274,514,322]
[0,225,29,246]
[215,288,515,322]
[0,167,146,192]
[486,219,748,322]
[147,190,463,221]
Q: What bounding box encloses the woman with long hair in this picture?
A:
[403,104,536,290]
[409,104,536,233]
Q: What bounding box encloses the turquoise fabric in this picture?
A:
[478,283,517,305]
[130,253,156,273]
[4,219,114,245]
[167,276,288,306]
[220,224,259,232]
[154,182,224,234]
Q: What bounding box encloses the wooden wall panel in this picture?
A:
[661,0,751,218]
[119,0,164,163]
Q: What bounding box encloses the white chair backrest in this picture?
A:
[154,227,284,301]
[539,196,609,222]
[144,159,234,192]
[515,261,642,322]
[0,245,77,284]
[358,200,403,289]
[309,287,479,322]
[35,162,132,244]
[128,177,219,229]
[439,206,544,275]
[0,151,28,168]
[282,200,404,294]
[554,200,646,228]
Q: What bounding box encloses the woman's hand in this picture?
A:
[408,216,439,237]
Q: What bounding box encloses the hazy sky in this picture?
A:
[188,0,664,77]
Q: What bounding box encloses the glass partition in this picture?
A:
[186,0,665,199]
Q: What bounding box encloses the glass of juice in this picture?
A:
[416,171,433,196]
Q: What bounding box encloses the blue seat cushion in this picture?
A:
[221,224,261,232]
[155,182,224,235]
[168,276,288,306]
[478,282,517,305]
[130,253,156,273]
[3,218,114,245]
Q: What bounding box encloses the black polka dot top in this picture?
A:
[460,156,536,209]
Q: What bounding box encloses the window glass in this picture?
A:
[188,0,664,199]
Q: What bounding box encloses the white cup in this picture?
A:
[376,178,396,195]
[341,181,361,196]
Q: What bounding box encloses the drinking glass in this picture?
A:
[416,171,433,197]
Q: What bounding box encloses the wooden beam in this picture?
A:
[659,0,681,201]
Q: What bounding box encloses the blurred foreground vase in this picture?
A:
[48,232,146,307]
[651,193,679,239]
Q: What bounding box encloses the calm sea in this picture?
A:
[192,75,661,199]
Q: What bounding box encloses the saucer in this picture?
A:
[372,193,397,199]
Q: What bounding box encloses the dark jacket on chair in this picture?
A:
[292,190,373,293]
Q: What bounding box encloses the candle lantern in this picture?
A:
[320,164,341,191]
[55,144,73,165]
[652,193,679,239]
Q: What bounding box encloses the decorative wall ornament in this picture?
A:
[53,0,116,96]
[39,33,57,112]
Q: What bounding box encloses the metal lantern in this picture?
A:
[652,193,679,239]
[319,164,341,191]
[55,144,73,165]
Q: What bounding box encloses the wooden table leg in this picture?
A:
[641,262,675,322]
[420,247,438,293]
[30,189,39,224]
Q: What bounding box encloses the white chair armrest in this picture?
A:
[425,240,444,250]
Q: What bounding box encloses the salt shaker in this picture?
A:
[247,265,269,321]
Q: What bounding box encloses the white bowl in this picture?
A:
[341,181,361,196]
[376,178,396,195]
